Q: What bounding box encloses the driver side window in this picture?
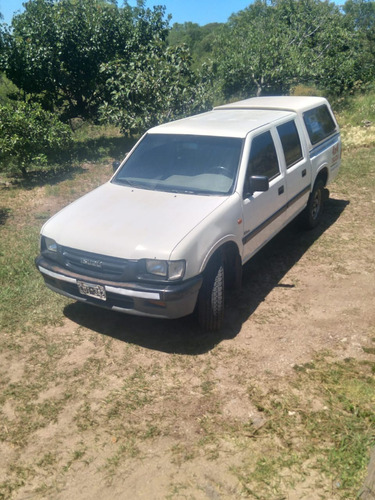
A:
[248,131,280,180]
[243,131,280,197]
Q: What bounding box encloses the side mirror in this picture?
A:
[249,175,269,195]
[113,153,129,173]
[112,160,121,173]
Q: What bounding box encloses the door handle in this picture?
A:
[278,186,284,195]
[302,169,307,177]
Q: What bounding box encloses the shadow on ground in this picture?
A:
[73,135,134,164]
[0,135,135,190]
[64,197,349,355]
[0,207,11,225]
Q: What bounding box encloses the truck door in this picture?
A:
[242,129,287,263]
[276,119,311,220]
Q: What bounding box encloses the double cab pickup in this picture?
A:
[36,96,341,330]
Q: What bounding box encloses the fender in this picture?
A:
[199,235,241,274]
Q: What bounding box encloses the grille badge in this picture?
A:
[80,258,103,269]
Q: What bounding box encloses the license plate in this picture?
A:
[77,281,106,301]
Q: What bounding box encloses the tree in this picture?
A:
[0,12,8,71]
[99,43,213,136]
[344,0,375,83]
[4,0,169,120]
[168,22,222,65]
[345,0,375,32]
[214,1,294,98]
[214,0,362,99]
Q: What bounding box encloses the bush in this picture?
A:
[0,101,73,178]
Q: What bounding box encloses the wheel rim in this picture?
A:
[311,189,322,220]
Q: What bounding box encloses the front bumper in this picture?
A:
[35,255,203,319]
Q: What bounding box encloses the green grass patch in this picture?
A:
[336,90,375,128]
[336,89,375,148]
[71,123,136,164]
[0,224,70,332]
[233,358,375,498]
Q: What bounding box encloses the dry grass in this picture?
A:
[0,100,375,499]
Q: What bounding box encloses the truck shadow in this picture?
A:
[64,197,349,355]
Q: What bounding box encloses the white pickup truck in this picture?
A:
[36,96,341,331]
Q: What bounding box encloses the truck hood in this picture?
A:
[42,182,228,260]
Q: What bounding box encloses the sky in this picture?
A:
[0,0,263,26]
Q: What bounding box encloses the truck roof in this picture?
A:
[148,108,295,138]
[148,96,328,139]
[215,96,328,113]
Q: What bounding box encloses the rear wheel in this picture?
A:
[197,258,225,332]
[303,179,325,229]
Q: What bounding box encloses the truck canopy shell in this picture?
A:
[147,108,296,139]
[214,96,329,113]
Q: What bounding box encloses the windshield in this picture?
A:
[113,134,243,195]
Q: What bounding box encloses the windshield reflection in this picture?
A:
[113,134,243,195]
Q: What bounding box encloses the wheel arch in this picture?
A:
[200,239,242,290]
[314,165,329,187]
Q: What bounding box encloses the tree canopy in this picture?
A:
[99,43,212,136]
[0,0,374,153]
[168,22,222,65]
[4,0,170,119]
[213,0,364,98]
[344,0,375,83]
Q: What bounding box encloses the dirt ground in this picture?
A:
[1,168,374,499]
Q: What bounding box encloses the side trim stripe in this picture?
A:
[243,205,287,245]
[310,133,340,159]
[242,184,311,245]
[286,184,311,210]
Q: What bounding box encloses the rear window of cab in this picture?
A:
[303,105,336,145]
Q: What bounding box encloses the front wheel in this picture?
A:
[303,180,325,229]
[197,258,225,332]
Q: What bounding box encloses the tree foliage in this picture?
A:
[99,43,213,136]
[344,0,375,82]
[168,22,222,65]
[214,0,364,98]
[0,0,374,158]
[0,101,72,177]
[214,1,293,98]
[0,12,8,71]
[4,0,169,119]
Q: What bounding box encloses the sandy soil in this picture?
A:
[1,174,374,499]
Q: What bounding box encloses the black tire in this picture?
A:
[303,179,325,229]
[225,251,242,290]
[197,258,225,332]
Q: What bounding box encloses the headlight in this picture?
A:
[44,236,58,252]
[168,261,186,280]
[145,259,185,281]
[146,260,168,277]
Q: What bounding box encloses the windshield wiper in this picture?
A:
[113,177,137,187]
[114,178,155,190]
[170,188,196,194]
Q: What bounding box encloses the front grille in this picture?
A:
[59,246,137,281]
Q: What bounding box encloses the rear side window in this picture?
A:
[277,120,303,168]
[303,105,336,145]
[248,131,280,180]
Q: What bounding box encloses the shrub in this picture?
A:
[0,101,72,178]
